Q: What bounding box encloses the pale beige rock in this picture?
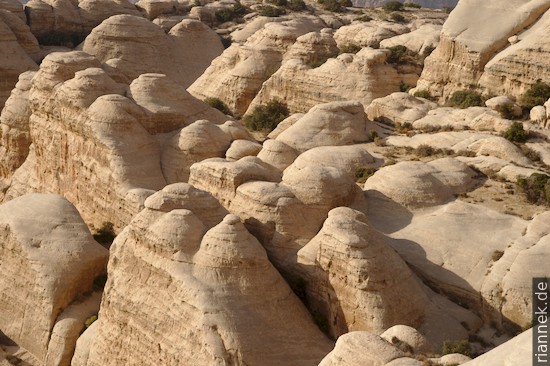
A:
[256,139,299,171]
[0,194,108,363]
[416,0,550,101]
[230,15,287,43]
[530,105,547,127]
[71,321,98,366]
[0,15,38,110]
[188,16,325,115]
[78,0,142,31]
[364,158,477,209]
[298,207,478,345]
[333,21,409,48]
[276,101,371,153]
[127,73,229,134]
[282,30,339,63]
[381,325,432,354]
[380,24,442,55]
[267,112,303,139]
[135,0,191,19]
[318,332,404,366]
[0,71,35,195]
[290,145,376,177]
[366,92,437,125]
[83,15,223,88]
[438,354,472,365]
[0,10,40,62]
[0,0,25,22]
[412,107,486,130]
[161,120,233,183]
[461,329,532,365]
[188,156,282,207]
[247,47,401,114]
[85,208,333,365]
[225,139,262,161]
[485,96,522,117]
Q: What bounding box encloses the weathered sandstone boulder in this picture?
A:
[0,194,108,364]
[256,139,299,171]
[366,92,437,125]
[84,206,333,365]
[225,139,263,161]
[0,10,41,62]
[333,21,409,49]
[416,0,550,101]
[135,0,191,20]
[290,145,376,177]
[298,207,479,345]
[83,15,223,87]
[0,15,38,109]
[485,96,522,117]
[380,24,442,55]
[276,101,372,153]
[461,328,532,365]
[381,325,432,354]
[0,0,25,22]
[188,16,325,116]
[247,47,401,114]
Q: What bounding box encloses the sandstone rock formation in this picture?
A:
[333,21,409,49]
[0,13,39,109]
[366,92,437,125]
[82,15,223,87]
[461,328,532,365]
[298,207,479,346]
[380,24,442,55]
[352,0,458,8]
[188,16,326,115]
[0,0,25,22]
[0,194,108,364]
[83,198,333,365]
[416,0,550,101]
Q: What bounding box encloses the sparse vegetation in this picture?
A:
[390,336,414,353]
[318,0,348,12]
[414,89,433,100]
[400,82,413,93]
[215,2,248,22]
[85,315,98,329]
[243,100,289,131]
[259,5,286,17]
[496,103,516,120]
[442,339,471,357]
[521,145,540,162]
[503,121,528,143]
[339,43,362,54]
[415,144,436,157]
[383,1,404,11]
[421,45,435,59]
[287,0,308,11]
[395,121,413,133]
[93,221,116,247]
[390,12,406,23]
[355,167,378,184]
[448,90,484,108]
[204,97,232,116]
[357,14,372,21]
[403,2,421,8]
[516,173,550,205]
[522,81,550,110]
[306,57,329,68]
[267,0,287,6]
[387,45,415,64]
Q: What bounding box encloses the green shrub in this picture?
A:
[318,0,348,12]
[400,82,413,93]
[287,0,307,10]
[215,2,248,22]
[442,339,471,357]
[387,45,414,64]
[267,0,287,5]
[448,90,483,108]
[415,144,435,157]
[522,81,550,110]
[390,12,406,23]
[85,315,98,329]
[204,97,232,115]
[395,121,413,133]
[259,5,286,16]
[383,1,404,11]
[503,121,528,143]
[357,14,372,21]
[516,173,550,205]
[339,43,362,54]
[414,89,433,100]
[521,145,540,162]
[243,100,289,131]
[403,2,421,8]
[93,222,116,247]
[496,103,516,120]
[355,167,378,184]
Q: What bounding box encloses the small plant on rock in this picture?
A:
[442,339,471,357]
[448,90,483,108]
[516,173,550,205]
[287,0,307,11]
[355,167,378,184]
[503,121,528,143]
[522,81,550,110]
[85,315,98,328]
[243,100,289,131]
[390,12,406,23]
[383,1,404,11]
[204,97,232,116]
[93,221,116,247]
[259,5,286,16]
[387,45,415,64]
[339,43,362,54]
[414,89,433,100]
[403,2,421,8]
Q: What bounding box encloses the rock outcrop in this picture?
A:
[352,0,458,9]
[0,194,108,364]
[83,196,333,365]
[83,15,223,87]
[416,0,550,101]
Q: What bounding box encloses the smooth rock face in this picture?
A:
[366,92,437,125]
[188,16,325,116]
[297,207,479,347]
[380,24,442,55]
[83,15,223,87]
[0,194,108,364]
[84,203,333,365]
[416,0,550,100]
[0,14,38,110]
[461,328,532,365]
